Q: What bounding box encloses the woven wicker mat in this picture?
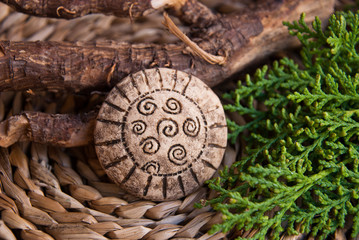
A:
[0,1,352,239]
[0,3,240,240]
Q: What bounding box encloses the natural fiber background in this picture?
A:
[0,1,353,239]
[0,2,240,240]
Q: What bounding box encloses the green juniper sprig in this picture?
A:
[207,11,359,240]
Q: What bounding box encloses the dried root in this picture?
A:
[0,0,335,93]
[0,112,96,147]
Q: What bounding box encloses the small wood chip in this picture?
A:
[0,220,16,240]
[87,222,123,235]
[1,209,37,230]
[143,224,181,240]
[89,196,128,214]
[45,187,84,209]
[18,204,58,226]
[107,226,152,239]
[175,212,214,238]
[53,164,83,186]
[145,200,181,220]
[21,229,55,240]
[28,191,67,213]
[50,212,98,224]
[115,201,155,219]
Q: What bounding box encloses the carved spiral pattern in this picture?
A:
[162,98,182,114]
[137,97,157,115]
[142,161,160,174]
[168,144,187,166]
[132,120,147,135]
[157,119,179,137]
[140,137,160,155]
[183,117,200,137]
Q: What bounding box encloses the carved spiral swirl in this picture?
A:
[132,120,147,135]
[157,119,179,137]
[162,98,182,114]
[168,144,187,166]
[137,97,157,115]
[142,161,160,174]
[183,117,200,137]
[140,137,160,155]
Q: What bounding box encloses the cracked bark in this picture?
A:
[0,0,155,19]
[0,0,335,94]
[0,112,96,147]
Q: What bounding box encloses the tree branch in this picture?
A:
[0,0,155,19]
[0,0,215,22]
[0,0,335,93]
[0,112,96,147]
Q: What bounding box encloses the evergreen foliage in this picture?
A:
[207,11,359,239]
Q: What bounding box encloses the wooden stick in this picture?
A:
[0,0,214,21]
[0,0,154,19]
[0,0,335,93]
[0,112,96,147]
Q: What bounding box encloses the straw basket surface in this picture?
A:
[1,1,354,240]
[0,2,240,240]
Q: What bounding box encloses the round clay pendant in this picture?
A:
[94,68,227,201]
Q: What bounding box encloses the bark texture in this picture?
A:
[0,0,335,93]
[0,112,96,147]
[0,0,154,19]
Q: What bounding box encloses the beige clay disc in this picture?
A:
[94,68,227,201]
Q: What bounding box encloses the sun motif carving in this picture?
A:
[94,68,227,201]
[123,90,207,176]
